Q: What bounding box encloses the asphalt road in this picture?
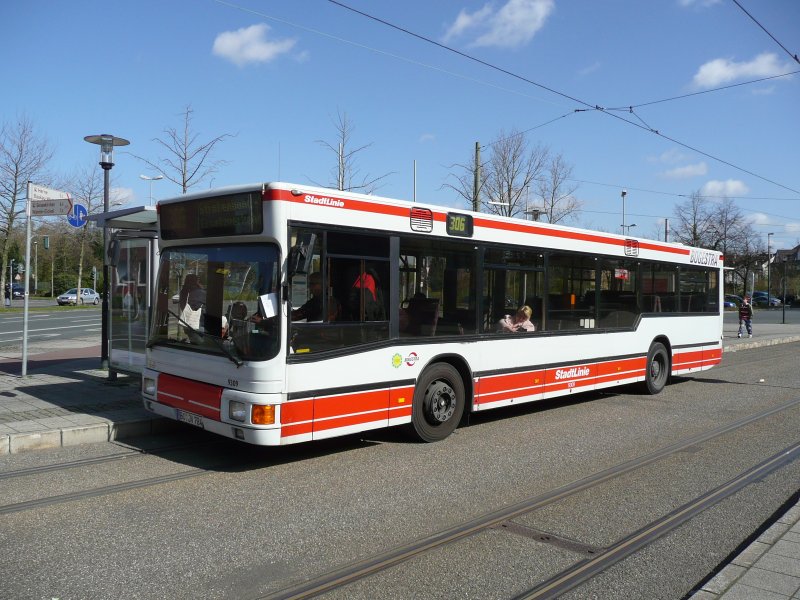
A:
[0,304,101,348]
[1,342,798,599]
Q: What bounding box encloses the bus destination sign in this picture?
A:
[160,192,263,239]
[446,212,473,238]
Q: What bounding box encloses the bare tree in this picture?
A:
[0,115,53,303]
[673,192,764,295]
[536,152,581,224]
[727,233,765,297]
[445,130,576,221]
[480,130,549,218]
[131,105,234,194]
[314,110,393,194]
[441,144,486,212]
[672,191,717,248]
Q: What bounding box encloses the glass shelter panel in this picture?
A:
[110,237,154,373]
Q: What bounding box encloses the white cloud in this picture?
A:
[443,0,554,49]
[678,0,721,8]
[442,4,493,42]
[213,24,296,67]
[419,133,436,143]
[577,61,601,77]
[700,179,750,197]
[692,52,791,89]
[111,187,135,206]
[747,212,770,226]
[649,148,691,165]
[662,162,707,179]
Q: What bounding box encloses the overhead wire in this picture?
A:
[730,0,800,64]
[325,0,799,196]
[213,0,799,197]
[605,70,799,110]
[211,0,566,109]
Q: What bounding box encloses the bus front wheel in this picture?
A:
[410,363,465,442]
[643,342,669,395]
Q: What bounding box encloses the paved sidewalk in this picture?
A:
[692,499,800,599]
[0,336,172,454]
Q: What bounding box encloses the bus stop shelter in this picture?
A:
[88,206,157,378]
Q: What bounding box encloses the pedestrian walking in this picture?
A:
[738,294,753,338]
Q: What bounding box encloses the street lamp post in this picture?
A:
[621,189,627,235]
[782,256,787,324]
[624,223,637,235]
[140,174,163,202]
[767,232,773,306]
[84,134,130,371]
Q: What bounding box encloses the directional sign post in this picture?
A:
[21,182,72,377]
[27,183,73,217]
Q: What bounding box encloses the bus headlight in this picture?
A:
[229,401,247,422]
[143,377,156,396]
[252,405,275,425]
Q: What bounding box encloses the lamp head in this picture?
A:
[84,134,130,167]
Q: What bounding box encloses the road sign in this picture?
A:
[68,203,89,228]
[28,183,72,216]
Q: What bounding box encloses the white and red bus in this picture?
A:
[142,182,723,445]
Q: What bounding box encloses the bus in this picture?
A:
[142,182,723,445]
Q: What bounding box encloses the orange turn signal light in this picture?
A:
[251,404,275,425]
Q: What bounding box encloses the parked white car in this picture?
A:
[57,287,100,306]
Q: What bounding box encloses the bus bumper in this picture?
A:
[142,369,285,446]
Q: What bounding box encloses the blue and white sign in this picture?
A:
[68,203,88,228]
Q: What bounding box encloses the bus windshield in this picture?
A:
[149,244,280,363]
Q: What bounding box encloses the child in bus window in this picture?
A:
[498,305,535,332]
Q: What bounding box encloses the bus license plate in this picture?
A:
[176,409,204,429]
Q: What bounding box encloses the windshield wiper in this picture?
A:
[160,308,244,367]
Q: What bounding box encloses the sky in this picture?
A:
[3,0,799,250]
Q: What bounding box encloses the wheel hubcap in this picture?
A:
[425,381,456,424]
[651,361,661,379]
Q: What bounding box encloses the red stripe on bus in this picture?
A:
[157,374,222,419]
[281,399,313,425]
[478,370,545,394]
[282,421,312,438]
[672,350,704,368]
[313,412,388,434]
[313,389,389,420]
[265,187,692,258]
[596,357,647,376]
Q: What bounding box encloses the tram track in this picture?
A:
[256,397,800,600]
[0,439,224,482]
[0,439,238,515]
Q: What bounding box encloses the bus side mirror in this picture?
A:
[288,233,316,276]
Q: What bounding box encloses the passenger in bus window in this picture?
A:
[292,272,324,321]
[349,268,386,321]
[178,274,205,340]
[498,305,536,332]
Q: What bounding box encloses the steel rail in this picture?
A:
[257,397,800,600]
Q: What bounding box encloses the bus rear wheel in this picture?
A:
[643,342,669,395]
[410,363,465,442]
